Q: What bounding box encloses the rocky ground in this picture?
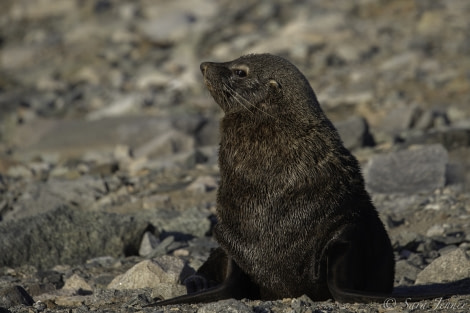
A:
[1,0,470,312]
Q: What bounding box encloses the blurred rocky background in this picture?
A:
[0,0,470,312]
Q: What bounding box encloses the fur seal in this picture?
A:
[148,53,395,305]
[144,54,470,307]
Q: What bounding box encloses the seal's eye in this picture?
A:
[233,69,247,78]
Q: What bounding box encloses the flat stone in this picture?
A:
[364,144,448,194]
[10,116,177,161]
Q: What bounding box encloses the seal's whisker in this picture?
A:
[222,83,255,115]
[225,84,278,120]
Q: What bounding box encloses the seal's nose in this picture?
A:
[200,62,209,75]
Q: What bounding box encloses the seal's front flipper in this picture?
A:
[144,257,259,307]
[185,247,230,293]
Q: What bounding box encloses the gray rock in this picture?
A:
[290,294,315,311]
[108,256,191,300]
[0,286,34,308]
[139,231,161,257]
[438,245,459,256]
[380,105,421,136]
[413,110,434,130]
[197,299,253,313]
[35,270,64,290]
[33,301,46,311]
[426,224,446,237]
[364,144,448,194]
[11,116,180,161]
[395,260,420,285]
[0,205,149,270]
[149,206,211,238]
[403,127,470,150]
[415,249,470,285]
[416,238,443,258]
[2,176,106,222]
[434,232,466,246]
[62,273,92,293]
[392,232,425,251]
[146,236,176,258]
[334,116,374,150]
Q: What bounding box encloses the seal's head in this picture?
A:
[200,54,320,119]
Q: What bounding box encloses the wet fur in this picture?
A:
[150,54,395,305]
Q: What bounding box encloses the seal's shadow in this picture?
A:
[393,278,470,299]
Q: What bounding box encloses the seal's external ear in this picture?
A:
[269,79,281,89]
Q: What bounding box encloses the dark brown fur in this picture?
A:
[150,53,395,305]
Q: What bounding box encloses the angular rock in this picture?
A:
[0,205,149,270]
[138,232,161,257]
[108,256,192,300]
[415,249,470,285]
[290,294,316,309]
[0,286,34,308]
[334,116,374,150]
[364,144,448,194]
[380,105,421,136]
[62,274,92,293]
[145,236,189,259]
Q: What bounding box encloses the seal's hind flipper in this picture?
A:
[144,257,259,307]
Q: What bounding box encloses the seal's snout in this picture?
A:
[200,62,209,75]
